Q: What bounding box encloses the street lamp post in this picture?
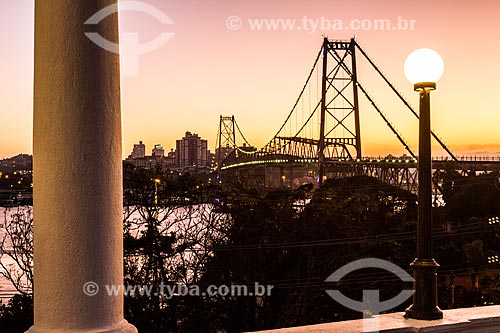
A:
[153,178,161,220]
[404,48,444,320]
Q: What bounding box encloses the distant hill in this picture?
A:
[0,154,32,172]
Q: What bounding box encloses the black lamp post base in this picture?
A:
[404,258,443,320]
[404,304,443,320]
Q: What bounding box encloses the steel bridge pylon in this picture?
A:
[216,115,236,166]
[318,37,362,183]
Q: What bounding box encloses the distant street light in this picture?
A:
[404,48,444,320]
[153,178,161,220]
[488,217,500,225]
[487,255,499,264]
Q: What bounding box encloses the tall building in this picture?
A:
[128,141,145,159]
[125,141,167,170]
[166,149,176,166]
[176,132,208,168]
[152,144,164,157]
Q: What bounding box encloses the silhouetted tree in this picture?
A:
[0,206,33,294]
[190,176,419,331]
[122,167,230,332]
[444,173,500,220]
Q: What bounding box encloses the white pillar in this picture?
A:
[30,0,137,332]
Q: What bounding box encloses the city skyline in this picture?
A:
[123,131,216,172]
[1,0,500,159]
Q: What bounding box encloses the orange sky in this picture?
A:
[1,0,499,159]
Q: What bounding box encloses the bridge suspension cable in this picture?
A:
[326,46,417,159]
[357,83,417,159]
[234,121,252,148]
[264,46,323,147]
[354,41,458,161]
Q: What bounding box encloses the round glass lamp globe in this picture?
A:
[404,48,444,84]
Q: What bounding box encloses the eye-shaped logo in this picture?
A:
[85,1,175,76]
[325,258,414,319]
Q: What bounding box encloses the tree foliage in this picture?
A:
[2,170,500,332]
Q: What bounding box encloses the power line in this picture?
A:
[207,221,495,252]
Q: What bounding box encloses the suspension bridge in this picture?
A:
[215,38,500,193]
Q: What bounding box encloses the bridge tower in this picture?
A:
[216,115,237,167]
[318,37,361,183]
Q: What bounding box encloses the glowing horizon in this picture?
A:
[1,0,499,159]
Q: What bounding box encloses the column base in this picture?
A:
[26,319,137,333]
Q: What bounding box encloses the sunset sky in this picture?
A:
[1,0,499,159]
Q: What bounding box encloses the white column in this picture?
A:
[30,0,137,332]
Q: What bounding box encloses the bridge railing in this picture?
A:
[432,156,500,162]
[361,156,500,163]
